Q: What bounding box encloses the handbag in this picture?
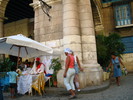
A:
[117,65,120,68]
[122,67,128,76]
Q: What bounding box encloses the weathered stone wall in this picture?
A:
[102,6,115,35]
[122,54,133,72]
[28,18,34,38]
[34,1,63,42]
[0,0,9,37]
[4,19,29,36]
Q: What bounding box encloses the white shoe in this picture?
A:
[77,89,80,92]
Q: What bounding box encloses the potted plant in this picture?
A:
[0,58,16,72]
[49,58,62,87]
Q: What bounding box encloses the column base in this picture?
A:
[82,64,103,87]
[57,64,103,88]
[57,69,66,88]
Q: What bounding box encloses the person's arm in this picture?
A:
[76,56,83,71]
[118,57,125,67]
[63,56,70,78]
[106,60,112,71]
[15,72,18,83]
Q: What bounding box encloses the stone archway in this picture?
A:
[0,0,34,37]
[0,0,9,18]
[91,0,104,34]
[0,0,9,37]
[0,0,9,59]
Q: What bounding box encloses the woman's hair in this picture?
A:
[111,52,117,56]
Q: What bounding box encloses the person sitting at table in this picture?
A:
[36,57,46,74]
[30,58,45,75]
[30,58,46,95]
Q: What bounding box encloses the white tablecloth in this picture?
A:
[17,75,38,94]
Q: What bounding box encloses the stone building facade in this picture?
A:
[31,0,103,88]
[0,0,103,88]
[93,0,133,72]
[1,0,133,88]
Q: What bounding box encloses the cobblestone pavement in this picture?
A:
[3,74,133,100]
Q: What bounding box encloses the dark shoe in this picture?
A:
[117,83,120,86]
[69,95,76,99]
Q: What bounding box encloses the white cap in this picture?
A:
[64,48,72,54]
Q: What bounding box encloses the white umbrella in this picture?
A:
[0,34,53,67]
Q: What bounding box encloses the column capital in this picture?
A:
[30,0,61,10]
[44,0,61,4]
[30,1,41,10]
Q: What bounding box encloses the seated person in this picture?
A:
[30,58,45,75]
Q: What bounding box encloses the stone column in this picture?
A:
[57,0,82,87]
[63,0,82,62]
[79,0,103,86]
[0,18,4,59]
[30,0,41,41]
[0,18,4,37]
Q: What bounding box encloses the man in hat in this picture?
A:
[29,57,45,75]
[35,57,45,74]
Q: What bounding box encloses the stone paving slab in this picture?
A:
[45,80,110,95]
[3,74,133,100]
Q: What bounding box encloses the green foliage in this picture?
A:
[96,35,109,68]
[96,33,125,69]
[105,33,125,56]
[49,58,62,81]
[0,58,16,72]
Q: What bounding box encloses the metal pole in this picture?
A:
[17,47,21,69]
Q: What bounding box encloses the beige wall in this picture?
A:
[122,54,133,72]
[4,19,29,37]
[102,6,115,35]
